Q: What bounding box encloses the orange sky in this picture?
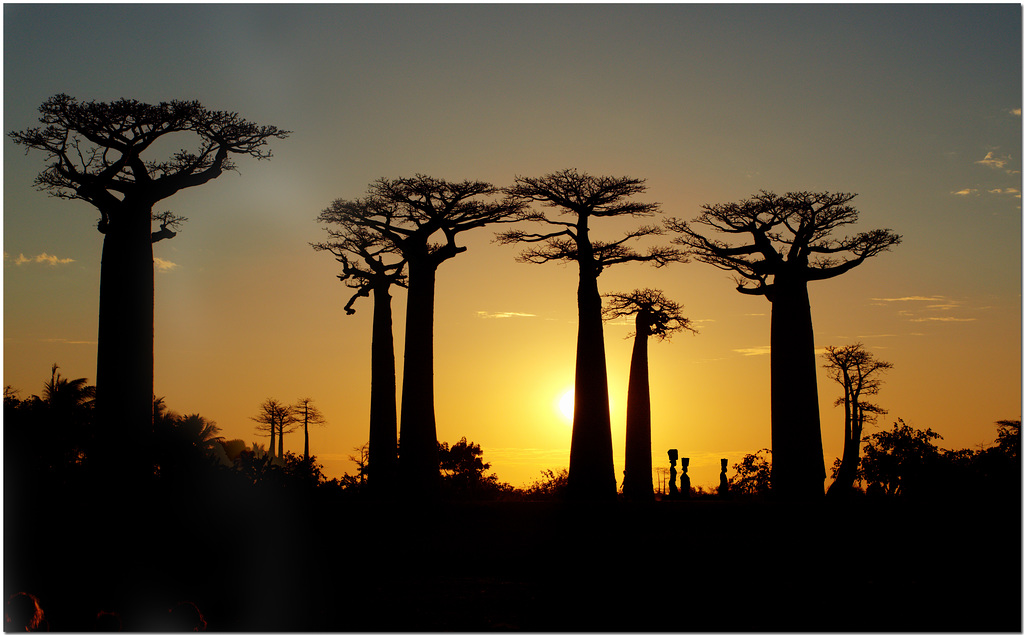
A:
[4,4,1020,488]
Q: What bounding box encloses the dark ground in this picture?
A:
[6,483,1022,632]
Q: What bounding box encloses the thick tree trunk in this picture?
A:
[368,284,399,496]
[622,317,654,502]
[93,204,155,484]
[399,258,440,498]
[567,266,616,501]
[769,276,825,500]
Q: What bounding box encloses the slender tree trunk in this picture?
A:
[567,263,616,501]
[368,284,399,496]
[304,413,310,464]
[269,421,276,459]
[277,420,284,458]
[622,314,654,501]
[769,275,825,500]
[399,258,440,498]
[827,378,854,498]
[93,203,155,484]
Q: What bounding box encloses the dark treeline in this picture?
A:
[7,94,1021,631]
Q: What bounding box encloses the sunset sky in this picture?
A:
[4,3,1021,488]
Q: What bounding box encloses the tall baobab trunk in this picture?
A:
[269,419,277,458]
[399,258,440,497]
[94,204,155,482]
[769,275,825,499]
[277,418,284,458]
[368,284,399,495]
[829,400,864,497]
[622,312,654,501]
[567,264,616,501]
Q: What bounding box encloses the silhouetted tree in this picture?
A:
[251,398,298,459]
[499,169,683,501]
[731,449,773,497]
[10,94,288,482]
[993,419,1020,459]
[667,191,901,500]
[602,289,695,501]
[860,419,942,497]
[822,343,892,498]
[437,437,494,488]
[293,398,327,465]
[313,205,406,496]
[322,175,521,498]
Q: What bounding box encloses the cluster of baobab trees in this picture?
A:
[315,172,901,502]
[10,94,901,502]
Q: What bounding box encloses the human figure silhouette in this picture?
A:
[6,592,46,631]
[718,458,730,498]
[667,449,679,497]
[679,457,691,498]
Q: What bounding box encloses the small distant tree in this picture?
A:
[250,398,298,459]
[860,419,942,497]
[602,289,695,501]
[822,343,893,497]
[732,449,773,497]
[667,191,901,500]
[499,169,684,501]
[293,397,327,465]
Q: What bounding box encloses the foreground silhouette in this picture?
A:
[667,191,901,500]
[9,95,288,485]
[499,169,684,501]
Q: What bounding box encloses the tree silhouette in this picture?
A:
[860,419,942,497]
[822,343,893,497]
[498,168,683,501]
[293,397,327,465]
[666,191,901,500]
[251,398,298,459]
[322,175,521,498]
[602,289,695,501]
[313,203,406,496]
[9,94,288,481]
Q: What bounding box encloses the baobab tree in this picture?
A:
[293,397,328,466]
[666,191,900,500]
[9,94,288,480]
[251,398,298,460]
[822,343,892,497]
[498,169,684,501]
[323,175,521,498]
[602,289,695,501]
[313,203,406,496]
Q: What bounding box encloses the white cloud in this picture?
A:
[154,257,179,272]
[476,311,536,319]
[6,252,76,266]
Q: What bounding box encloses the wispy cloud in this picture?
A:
[952,188,977,196]
[976,151,1010,170]
[1010,108,1021,117]
[733,346,770,356]
[5,252,75,266]
[909,316,978,323]
[871,296,947,303]
[39,338,95,345]
[154,257,179,272]
[476,310,536,319]
[988,187,1022,198]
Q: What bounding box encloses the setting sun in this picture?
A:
[557,388,574,423]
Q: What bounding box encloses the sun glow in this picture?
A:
[557,388,574,423]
